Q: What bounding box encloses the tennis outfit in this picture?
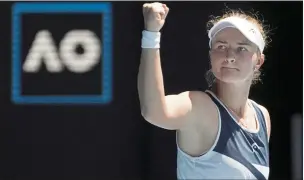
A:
[176,90,270,180]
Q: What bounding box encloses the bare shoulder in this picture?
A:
[187,90,218,123]
[188,90,213,106]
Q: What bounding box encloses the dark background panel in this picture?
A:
[0,1,302,180]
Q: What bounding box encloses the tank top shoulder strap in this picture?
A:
[205,90,225,111]
[250,100,268,140]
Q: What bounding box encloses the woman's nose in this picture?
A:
[226,57,236,63]
[225,49,236,63]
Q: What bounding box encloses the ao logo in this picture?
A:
[23,30,102,74]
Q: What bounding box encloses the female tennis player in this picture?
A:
[138,2,271,179]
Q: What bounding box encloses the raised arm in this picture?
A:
[138,3,196,130]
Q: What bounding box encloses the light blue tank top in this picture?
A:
[176,90,270,180]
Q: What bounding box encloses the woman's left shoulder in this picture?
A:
[249,100,270,118]
[250,100,271,140]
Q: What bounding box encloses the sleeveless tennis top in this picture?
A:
[176,90,270,180]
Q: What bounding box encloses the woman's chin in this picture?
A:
[216,75,244,84]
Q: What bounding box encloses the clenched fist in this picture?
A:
[143,2,169,32]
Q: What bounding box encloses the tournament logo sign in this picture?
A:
[11,2,113,104]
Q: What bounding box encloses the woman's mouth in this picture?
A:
[222,67,239,71]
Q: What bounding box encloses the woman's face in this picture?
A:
[209,27,264,84]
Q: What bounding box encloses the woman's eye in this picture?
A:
[238,47,248,52]
[217,45,226,50]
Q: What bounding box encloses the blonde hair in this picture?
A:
[206,9,271,86]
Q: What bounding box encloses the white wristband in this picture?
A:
[141,30,161,49]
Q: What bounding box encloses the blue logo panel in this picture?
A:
[11,2,113,105]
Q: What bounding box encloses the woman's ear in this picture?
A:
[255,53,265,70]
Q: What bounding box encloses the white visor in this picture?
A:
[208,17,265,53]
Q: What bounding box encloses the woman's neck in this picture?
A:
[212,80,252,118]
